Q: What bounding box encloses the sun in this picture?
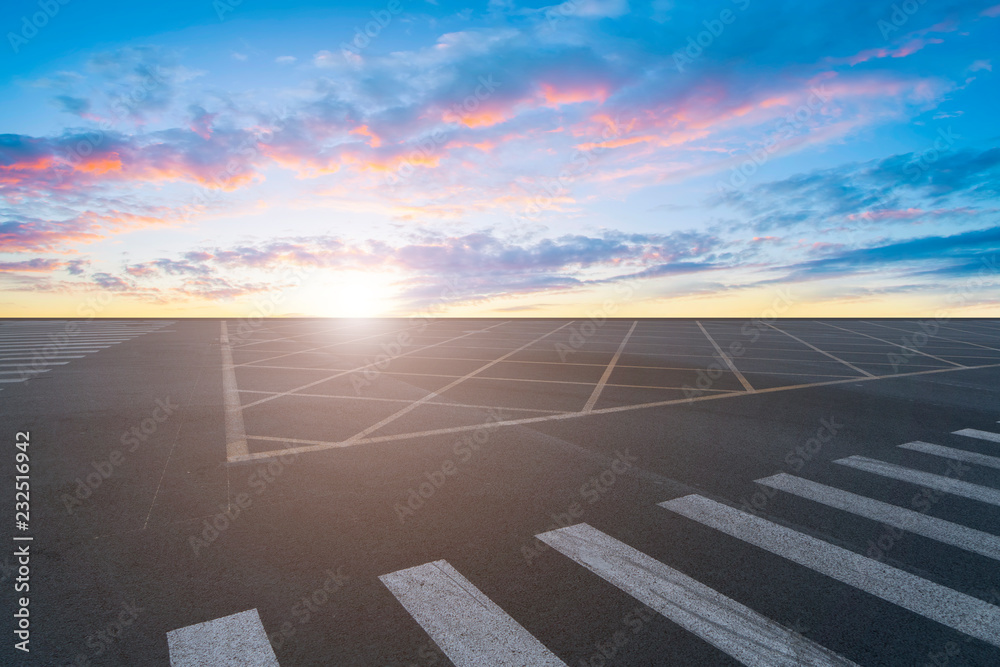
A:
[317,272,397,318]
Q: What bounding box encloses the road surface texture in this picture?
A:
[1,317,999,666]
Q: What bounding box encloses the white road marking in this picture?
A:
[239,322,511,410]
[834,456,1000,506]
[582,320,637,412]
[696,321,754,391]
[817,321,965,367]
[220,322,249,459]
[380,560,566,667]
[167,608,279,667]
[900,441,1000,470]
[764,323,874,377]
[757,473,1000,561]
[538,523,858,666]
[231,362,1000,462]
[862,321,1000,353]
[340,322,574,444]
[953,428,1000,444]
[659,494,1000,648]
[238,389,565,414]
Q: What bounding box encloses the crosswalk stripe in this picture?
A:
[537,523,858,666]
[380,560,566,667]
[834,456,1000,506]
[899,441,1000,470]
[756,473,1000,561]
[954,428,1000,444]
[659,495,1000,648]
[166,608,279,667]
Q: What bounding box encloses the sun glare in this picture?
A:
[315,273,397,318]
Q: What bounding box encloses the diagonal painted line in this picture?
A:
[660,495,1000,649]
[380,560,566,667]
[235,320,428,367]
[167,608,279,666]
[539,523,858,667]
[229,361,1000,463]
[953,428,1000,444]
[339,321,574,444]
[239,322,511,410]
[834,456,1000,506]
[221,322,249,459]
[757,473,1000,562]
[764,323,873,377]
[582,320,637,413]
[817,321,964,368]
[696,321,754,391]
[899,441,1000,470]
[233,320,363,348]
[862,321,1000,354]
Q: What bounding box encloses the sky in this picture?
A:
[1,0,998,318]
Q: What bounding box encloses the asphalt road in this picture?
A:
[1,317,999,666]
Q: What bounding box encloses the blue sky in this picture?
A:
[1,0,998,317]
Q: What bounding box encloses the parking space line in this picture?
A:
[167,608,279,667]
[239,322,511,411]
[757,473,1000,561]
[953,428,1000,444]
[817,322,965,367]
[237,389,566,413]
[900,441,1000,470]
[582,321,637,412]
[834,456,1000,506]
[236,321,431,367]
[380,560,566,667]
[539,523,858,667]
[231,361,1000,462]
[221,322,249,459]
[764,323,874,377]
[339,322,574,444]
[696,321,754,391]
[861,321,1000,353]
[659,495,1000,649]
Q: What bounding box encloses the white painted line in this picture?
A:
[231,362,1000,463]
[538,523,857,666]
[0,362,68,367]
[659,495,1000,648]
[237,389,563,414]
[237,321,444,368]
[0,355,85,361]
[953,428,1000,444]
[167,608,279,667]
[0,369,48,375]
[834,456,1000,506]
[340,322,574,444]
[817,321,965,368]
[696,321,754,391]
[380,560,566,667]
[862,321,1000,353]
[757,473,1000,561]
[239,322,511,411]
[0,378,28,383]
[764,323,874,377]
[221,322,249,459]
[582,321,637,413]
[900,441,1000,470]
